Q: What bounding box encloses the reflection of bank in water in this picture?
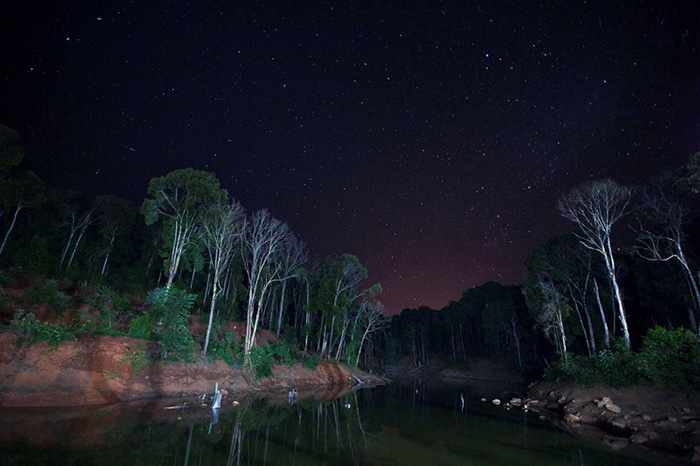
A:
[0,383,677,466]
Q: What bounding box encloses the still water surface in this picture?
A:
[0,379,684,465]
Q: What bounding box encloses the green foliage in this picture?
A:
[120,344,147,376]
[129,313,153,339]
[246,340,299,378]
[548,328,700,389]
[249,345,274,378]
[24,279,71,315]
[11,309,86,347]
[639,326,700,387]
[302,354,320,370]
[207,332,238,366]
[145,287,197,360]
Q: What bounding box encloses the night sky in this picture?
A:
[2,2,699,314]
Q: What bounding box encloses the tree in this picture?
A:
[199,199,244,355]
[0,170,46,257]
[558,179,635,349]
[274,234,307,337]
[310,254,380,360]
[676,151,700,194]
[354,300,389,366]
[635,190,700,334]
[141,168,227,290]
[95,195,136,276]
[240,209,290,367]
[0,127,46,258]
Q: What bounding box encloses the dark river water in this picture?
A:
[0,379,686,465]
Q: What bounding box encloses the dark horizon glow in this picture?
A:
[2,2,698,314]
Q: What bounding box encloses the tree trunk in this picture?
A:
[0,203,23,257]
[593,278,611,348]
[275,281,287,337]
[100,232,116,276]
[605,238,630,348]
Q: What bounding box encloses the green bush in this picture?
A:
[548,328,700,389]
[11,309,86,347]
[24,280,71,315]
[208,339,236,366]
[120,344,147,376]
[129,313,153,339]
[249,345,274,378]
[302,354,320,370]
[145,287,196,361]
[639,326,700,388]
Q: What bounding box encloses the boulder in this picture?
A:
[605,403,622,414]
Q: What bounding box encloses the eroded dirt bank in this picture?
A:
[0,331,384,408]
[527,380,700,464]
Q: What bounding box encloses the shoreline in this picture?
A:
[0,331,385,408]
[526,380,700,464]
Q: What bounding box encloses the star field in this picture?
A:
[2,1,698,314]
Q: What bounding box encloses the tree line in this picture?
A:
[378,154,700,384]
[0,126,387,369]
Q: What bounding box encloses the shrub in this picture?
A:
[302,354,320,370]
[120,344,147,376]
[145,287,197,361]
[11,309,86,347]
[639,326,700,388]
[129,313,153,339]
[24,280,71,315]
[249,345,274,378]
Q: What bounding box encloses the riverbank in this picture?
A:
[0,330,385,408]
[526,380,700,464]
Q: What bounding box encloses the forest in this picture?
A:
[2,124,700,386]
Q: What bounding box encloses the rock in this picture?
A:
[602,435,628,451]
[492,398,501,406]
[510,397,522,407]
[692,446,700,465]
[220,389,228,397]
[601,397,612,404]
[629,434,648,444]
[642,415,651,422]
[683,407,692,414]
[604,403,622,414]
[564,413,582,424]
[232,400,240,406]
[596,400,606,408]
[557,396,568,405]
[480,398,486,402]
[668,416,678,423]
[608,419,628,431]
[527,399,539,406]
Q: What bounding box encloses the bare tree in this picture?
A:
[635,192,700,334]
[558,179,635,349]
[200,200,245,355]
[536,279,569,363]
[240,209,290,367]
[354,300,389,366]
[274,234,308,337]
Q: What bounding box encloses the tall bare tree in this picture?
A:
[635,192,700,334]
[95,195,135,276]
[274,234,308,337]
[200,200,245,355]
[354,300,389,366]
[558,179,635,349]
[240,209,290,367]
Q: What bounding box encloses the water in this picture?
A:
[0,380,686,465]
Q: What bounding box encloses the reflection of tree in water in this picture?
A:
[196,393,371,465]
